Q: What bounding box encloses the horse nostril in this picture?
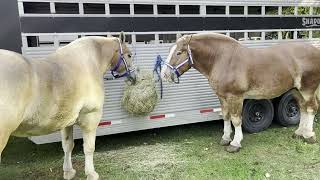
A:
[170,73,175,81]
[165,73,170,80]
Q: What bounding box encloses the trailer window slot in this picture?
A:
[282,31,294,39]
[265,6,278,15]
[83,3,105,14]
[297,31,309,39]
[248,6,262,15]
[206,6,225,15]
[282,6,295,15]
[23,2,51,14]
[179,5,200,14]
[134,4,153,14]
[229,6,244,15]
[55,3,79,14]
[136,34,155,44]
[230,32,244,40]
[109,4,130,14]
[265,32,279,40]
[157,5,175,14]
[312,30,320,38]
[159,34,176,43]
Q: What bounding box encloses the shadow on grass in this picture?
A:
[1,119,306,164]
[2,120,224,164]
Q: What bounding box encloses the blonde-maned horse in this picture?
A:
[0,33,135,179]
[162,33,320,152]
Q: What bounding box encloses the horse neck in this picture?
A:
[190,37,240,79]
[56,37,116,75]
[94,37,117,75]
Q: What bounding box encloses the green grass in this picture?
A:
[1,120,320,180]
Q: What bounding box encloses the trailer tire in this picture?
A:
[242,99,274,133]
[274,91,300,126]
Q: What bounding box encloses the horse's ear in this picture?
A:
[119,31,126,43]
[176,33,182,40]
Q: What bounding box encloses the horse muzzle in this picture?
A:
[161,68,179,83]
[161,67,171,82]
[127,70,137,84]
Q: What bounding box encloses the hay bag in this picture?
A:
[122,70,158,116]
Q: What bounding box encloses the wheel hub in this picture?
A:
[249,104,265,122]
[286,101,299,118]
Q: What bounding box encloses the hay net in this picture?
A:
[121,69,158,116]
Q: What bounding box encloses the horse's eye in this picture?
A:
[176,51,182,56]
[128,54,132,58]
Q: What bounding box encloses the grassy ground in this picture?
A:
[1,120,320,180]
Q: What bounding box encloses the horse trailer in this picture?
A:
[1,0,320,144]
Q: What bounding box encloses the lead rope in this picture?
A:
[132,42,137,66]
[153,55,163,99]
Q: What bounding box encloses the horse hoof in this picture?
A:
[225,145,240,153]
[292,133,317,144]
[64,169,76,180]
[220,139,231,146]
[292,133,303,139]
[304,136,317,144]
[87,171,99,180]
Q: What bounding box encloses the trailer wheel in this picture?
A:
[274,91,300,126]
[242,99,274,133]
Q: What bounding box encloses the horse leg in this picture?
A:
[0,130,11,163]
[61,126,76,180]
[0,115,23,163]
[225,97,244,153]
[82,129,99,180]
[225,116,243,153]
[221,120,232,146]
[78,111,101,180]
[219,98,232,146]
[294,93,317,143]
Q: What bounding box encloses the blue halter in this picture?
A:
[164,44,194,81]
[153,44,193,98]
[110,39,134,78]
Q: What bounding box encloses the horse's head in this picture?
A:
[161,35,194,83]
[110,32,136,82]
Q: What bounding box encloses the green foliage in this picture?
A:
[314,7,320,15]
[298,7,310,15]
[265,7,278,15]
[265,32,278,40]
[282,6,295,15]
[297,31,309,39]
[282,31,294,39]
[313,31,320,38]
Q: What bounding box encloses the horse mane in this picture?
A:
[58,36,116,51]
[183,33,239,44]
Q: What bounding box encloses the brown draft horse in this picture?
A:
[161,33,320,152]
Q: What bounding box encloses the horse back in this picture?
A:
[256,43,320,97]
[220,43,320,99]
[262,43,320,90]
